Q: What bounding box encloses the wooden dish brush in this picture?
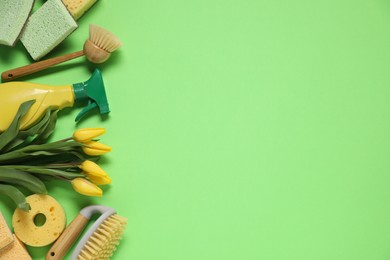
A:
[46,205,127,260]
[1,24,122,82]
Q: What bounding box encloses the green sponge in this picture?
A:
[0,0,35,46]
[20,0,78,60]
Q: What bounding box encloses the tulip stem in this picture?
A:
[44,162,81,168]
[56,137,73,143]
[0,165,84,179]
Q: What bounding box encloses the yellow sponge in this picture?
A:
[0,235,31,260]
[13,194,66,247]
[0,212,13,251]
[61,0,98,20]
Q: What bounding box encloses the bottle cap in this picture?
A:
[73,69,110,122]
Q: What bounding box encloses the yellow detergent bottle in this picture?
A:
[0,69,109,132]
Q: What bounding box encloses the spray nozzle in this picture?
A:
[73,69,110,122]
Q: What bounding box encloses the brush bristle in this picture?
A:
[89,24,122,53]
[77,214,127,260]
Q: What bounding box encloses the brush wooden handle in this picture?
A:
[46,213,89,260]
[1,50,84,82]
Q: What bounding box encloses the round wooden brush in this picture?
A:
[1,24,122,82]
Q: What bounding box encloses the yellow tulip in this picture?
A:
[71,178,103,197]
[73,128,106,143]
[79,160,108,177]
[82,141,112,156]
[88,175,112,185]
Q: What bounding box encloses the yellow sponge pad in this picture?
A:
[12,194,66,247]
[62,0,98,20]
[0,235,31,260]
[0,212,13,251]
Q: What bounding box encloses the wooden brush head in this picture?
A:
[84,40,110,63]
[84,24,122,64]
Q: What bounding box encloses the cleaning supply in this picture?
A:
[62,0,98,20]
[20,0,78,60]
[0,211,13,251]
[0,0,35,46]
[2,24,121,81]
[0,68,109,132]
[12,194,66,247]
[0,235,32,260]
[46,205,127,260]
[83,24,122,63]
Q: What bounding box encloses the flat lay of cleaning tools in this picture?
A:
[2,24,122,82]
[0,0,127,258]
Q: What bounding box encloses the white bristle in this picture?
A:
[76,214,127,260]
[89,24,122,53]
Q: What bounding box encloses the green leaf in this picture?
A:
[32,110,59,144]
[20,108,51,136]
[2,109,51,152]
[0,184,30,211]
[10,151,94,166]
[0,141,85,164]
[0,100,36,152]
[3,166,84,179]
[0,167,47,194]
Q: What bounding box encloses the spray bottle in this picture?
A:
[0,69,109,132]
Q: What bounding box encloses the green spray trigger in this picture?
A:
[73,69,110,122]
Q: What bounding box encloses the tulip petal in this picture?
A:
[82,141,112,156]
[71,178,103,197]
[73,128,106,143]
[88,175,112,185]
[80,160,108,177]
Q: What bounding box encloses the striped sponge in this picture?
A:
[0,0,35,46]
[20,0,78,60]
[0,211,13,251]
[0,235,31,260]
[62,0,98,20]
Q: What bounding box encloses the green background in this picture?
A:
[1,0,390,259]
